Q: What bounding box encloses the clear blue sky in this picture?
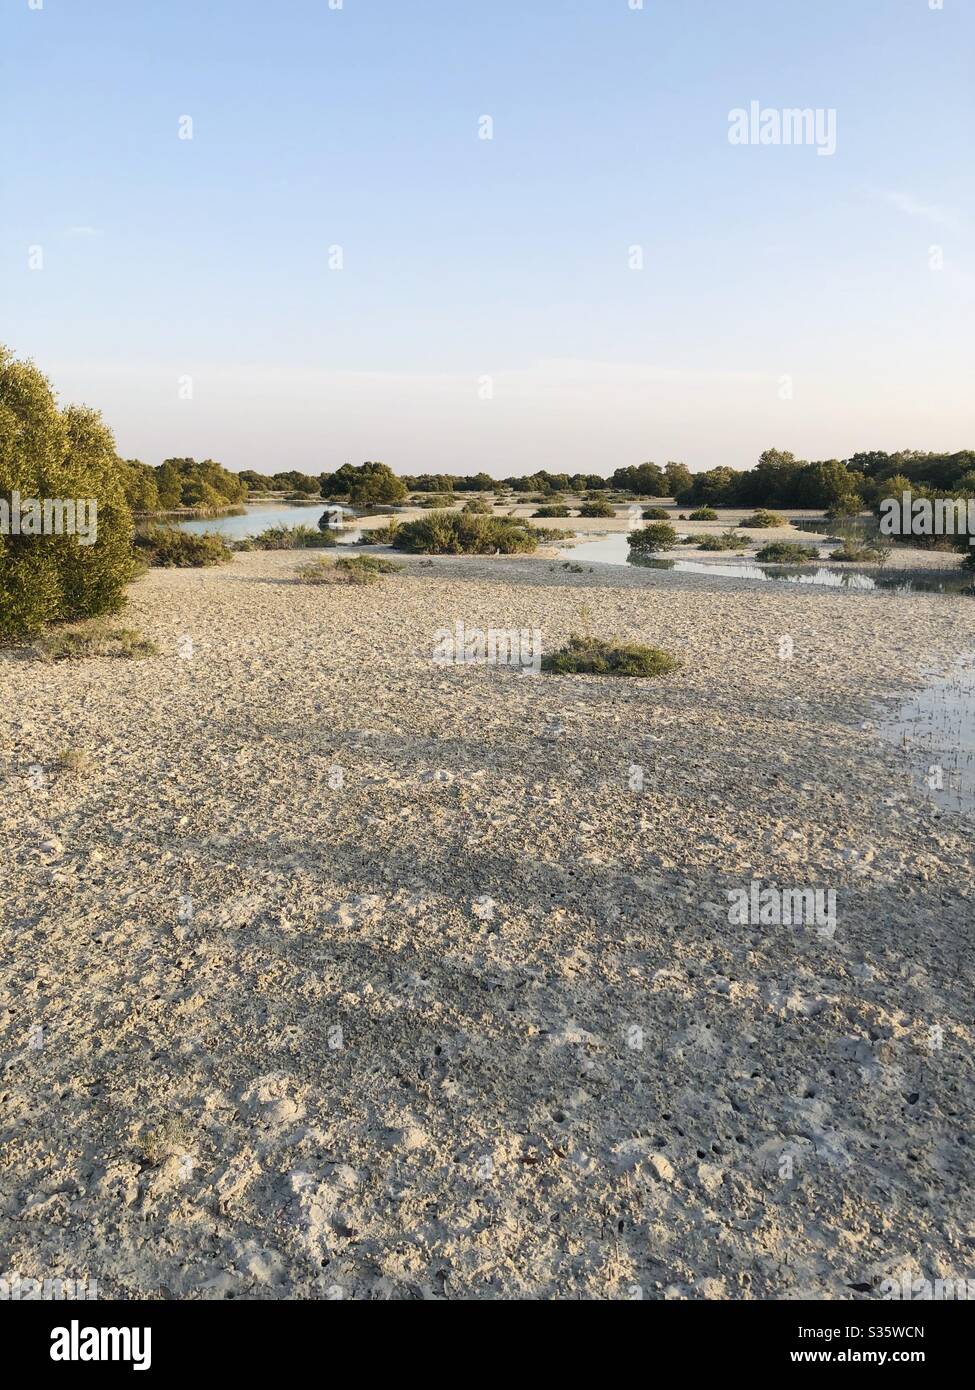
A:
[3,0,973,476]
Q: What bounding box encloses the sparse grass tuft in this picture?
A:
[295,554,402,585]
[37,618,159,661]
[57,747,92,776]
[138,1116,194,1167]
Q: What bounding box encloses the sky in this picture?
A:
[2,0,974,477]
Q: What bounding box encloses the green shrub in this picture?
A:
[688,506,718,521]
[358,520,401,545]
[542,634,679,678]
[244,524,337,550]
[756,541,818,563]
[830,538,891,563]
[825,498,863,521]
[461,498,491,514]
[641,507,670,521]
[1,348,136,641]
[133,524,233,567]
[391,511,539,554]
[578,500,616,518]
[295,554,401,585]
[698,530,749,552]
[743,509,785,528]
[533,504,571,518]
[628,522,678,553]
[414,493,455,508]
[37,617,158,661]
[341,554,401,575]
[528,524,573,542]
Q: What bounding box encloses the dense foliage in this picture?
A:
[124,457,247,512]
[133,524,234,567]
[390,511,540,554]
[1,347,135,640]
[628,522,678,553]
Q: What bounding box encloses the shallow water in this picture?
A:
[560,532,973,595]
[876,655,975,813]
[176,502,361,543]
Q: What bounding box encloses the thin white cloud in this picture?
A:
[875,190,961,231]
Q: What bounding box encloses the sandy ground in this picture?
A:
[1,549,973,1301]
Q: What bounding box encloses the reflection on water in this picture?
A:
[876,654,975,813]
[176,502,361,543]
[559,533,974,595]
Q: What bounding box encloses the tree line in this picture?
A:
[234,451,975,514]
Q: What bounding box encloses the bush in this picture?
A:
[533,505,572,518]
[37,617,158,661]
[529,524,573,542]
[542,634,679,678]
[133,524,233,567]
[825,498,863,521]
[578,500,616,518]
[628,522,678,553]
[391,511,539,554]
[688,506,718,521]
[1,347,136,641]
[295,555,401,585]
[461,498,492,514]
[641,507,670,521]
[830,539,891,563]
[698,530,749,551]
[756,541,818,563]
[358,520,401,545]
[743,509,785,528]
[414,493,455,508]
[243,524,337,550]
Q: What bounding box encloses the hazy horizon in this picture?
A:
[5,0,973,476]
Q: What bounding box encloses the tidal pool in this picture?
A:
[559,533,974,595]
[875,655,975,814]
[175,502,361,543]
